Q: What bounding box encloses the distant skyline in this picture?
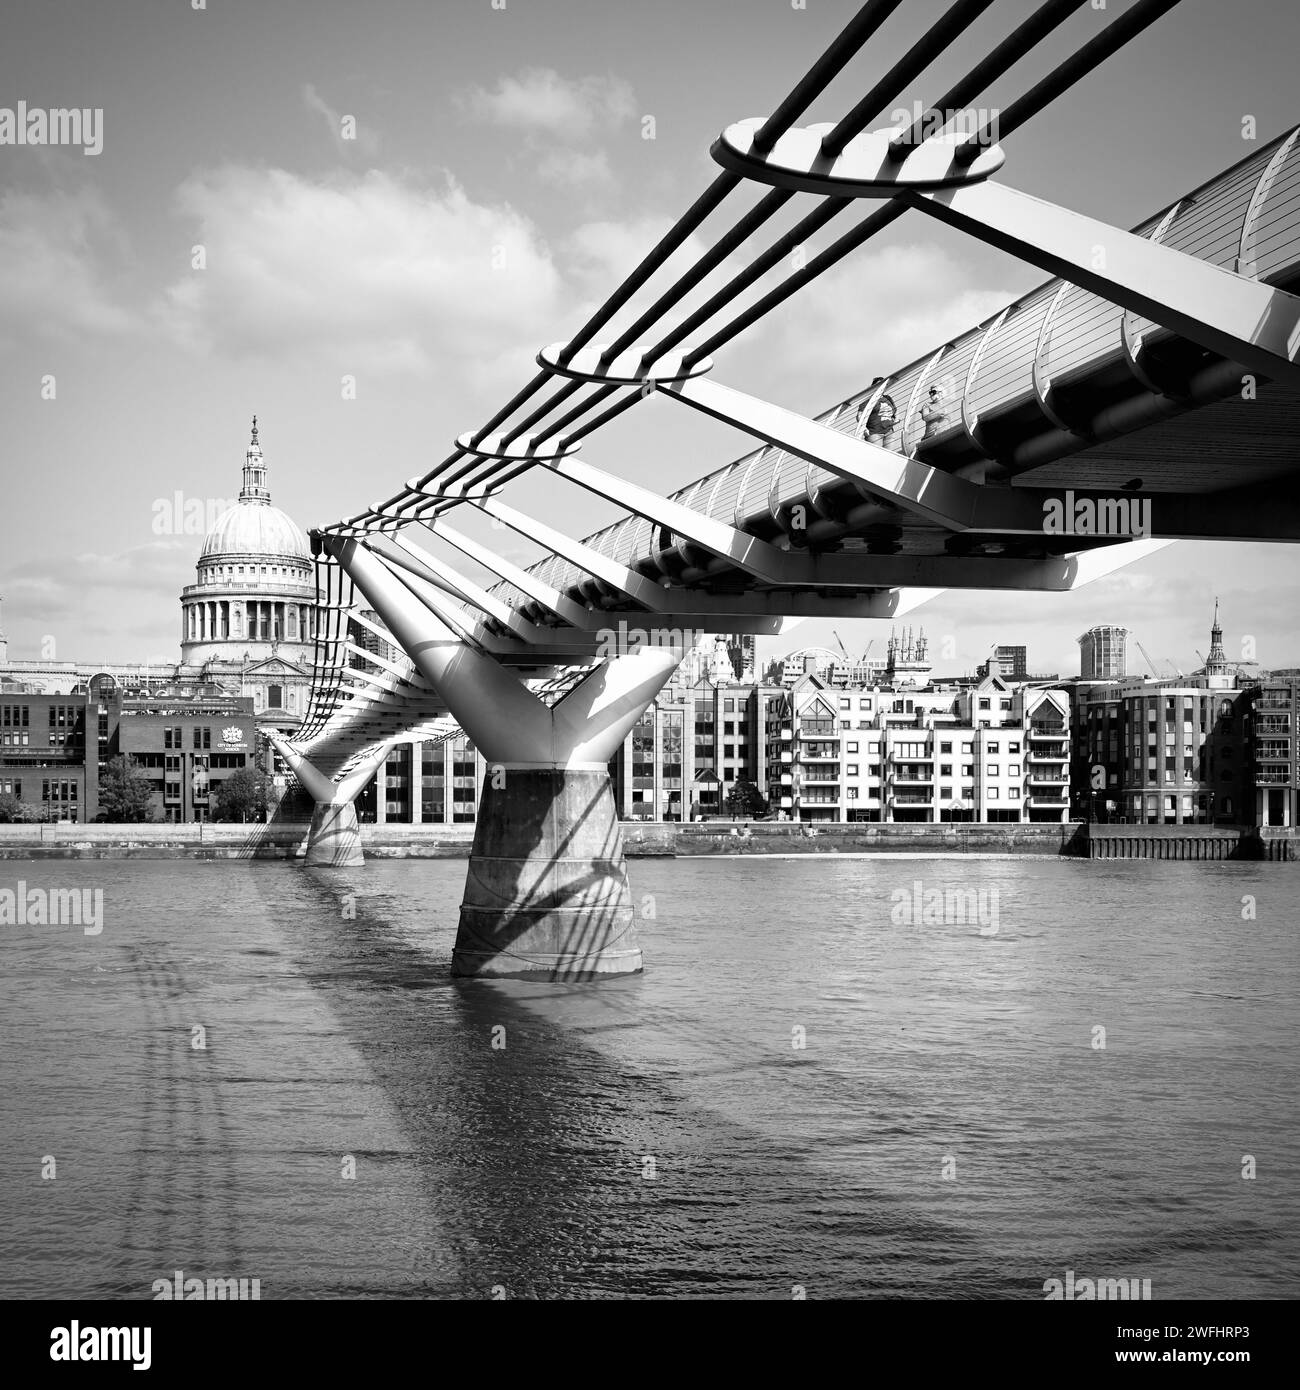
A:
[2,0,1298,677]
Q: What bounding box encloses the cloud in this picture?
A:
[560,215,717,336]
[729,240,1019,403]
[157,165,564,377]
[536,147,614,188]
[302,83,381,158]
[0,187,135,343]
[2,542,187,630]
[456,68,635,142]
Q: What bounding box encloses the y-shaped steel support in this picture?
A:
[327,535,684,980]
[266,732,395,867]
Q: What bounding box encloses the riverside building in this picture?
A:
[1069,608,1268,825]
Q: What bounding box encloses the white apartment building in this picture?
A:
[766,673,1071,824]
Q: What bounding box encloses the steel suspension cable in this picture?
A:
[957,0,1184,158]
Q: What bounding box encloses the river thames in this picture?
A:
[1,856,1296,1299]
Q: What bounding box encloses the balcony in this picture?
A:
[802,772,841,785]
[891,792,934,804]
[1256,771,1294,785]
[1029,724,1068,739]
[1256,696,1293,711]
[1027,769,1068,784]
[1255,717,1292,735]
[1027,794,1069,807]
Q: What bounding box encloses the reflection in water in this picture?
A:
[0,856,1296,1298]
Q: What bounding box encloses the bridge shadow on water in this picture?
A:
[245,860,1033,1298]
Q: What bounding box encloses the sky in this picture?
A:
[1,0,1297,680]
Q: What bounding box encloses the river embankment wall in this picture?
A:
[0,821,1292,860]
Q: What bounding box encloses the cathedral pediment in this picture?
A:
[241,656,309,677]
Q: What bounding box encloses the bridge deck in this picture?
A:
[486,126,1300,626]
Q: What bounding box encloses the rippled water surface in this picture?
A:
[1,855,1297,1299]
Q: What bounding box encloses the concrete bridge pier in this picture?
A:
[265,733,393,867]
[450,646,680,981]
[330,536,684,979]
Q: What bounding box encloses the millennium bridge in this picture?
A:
[271,0,1300,980]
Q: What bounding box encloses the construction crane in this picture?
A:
[1135,638,1183,680]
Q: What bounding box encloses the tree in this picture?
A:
[0,792,36,823]
[724,779,769,820]
[210,767,272,823]
[97,755,155,822]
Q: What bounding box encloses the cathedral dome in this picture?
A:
[198,417,310,564]
[200,502,310,563]
[181,418,320,673]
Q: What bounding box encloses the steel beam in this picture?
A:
[901,179,1300,389]
[658,374,1300,541]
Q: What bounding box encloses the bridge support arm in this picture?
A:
[266,732,397,868]
[324,532,687,980]
[902,179,1300,390]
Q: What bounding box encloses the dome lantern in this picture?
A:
[241,414,271,504]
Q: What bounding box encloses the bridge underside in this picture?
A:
[281,5,1300,979]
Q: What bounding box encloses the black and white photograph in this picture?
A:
[0,0,1296,1349]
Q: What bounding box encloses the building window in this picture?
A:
[987,742,999,753]
[987,788,999,800]
[940,741,952,753]
[847,765,858,776]
[846,742,858,753]
[979,699,990,710]
[1008,742,1020,754]
[987,764,999,777]
[1008,763,1020,777]
[962,764,973,777]
[940,763,952,777]
[961,742,973,753]
[193,727,211,750]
